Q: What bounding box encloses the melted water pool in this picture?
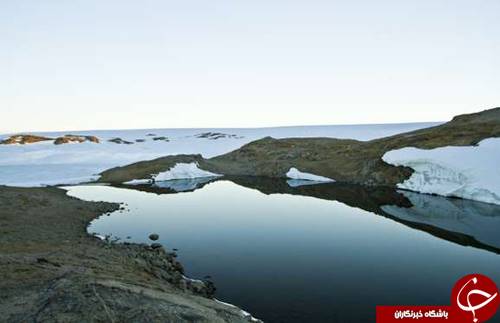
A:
[65,178,500,323]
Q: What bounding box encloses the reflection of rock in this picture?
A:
[195,132,243,140]
[111,175,500,255]
[382,191,500,252]
[54,135,100,145]
[108,138,133,144]
[230,177,500,254]
[154,177,217,192]
[1,134,53,145]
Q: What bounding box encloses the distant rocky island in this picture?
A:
[0,134,100,145]
[1,132,242,146]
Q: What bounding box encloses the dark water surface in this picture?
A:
[66,178,500,323]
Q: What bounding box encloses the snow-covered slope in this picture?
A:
[0,123,437,187]
[382,138,500,205]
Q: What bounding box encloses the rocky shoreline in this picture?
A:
[0,186,260,322]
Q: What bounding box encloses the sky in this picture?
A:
[1,0,499,133]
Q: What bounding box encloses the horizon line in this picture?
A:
[0,120,445,136]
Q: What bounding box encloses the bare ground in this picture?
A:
[0,186,260,323]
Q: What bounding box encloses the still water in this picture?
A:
[65,178,500,323]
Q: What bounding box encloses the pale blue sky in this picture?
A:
[1,0,499,132]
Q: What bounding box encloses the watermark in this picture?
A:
[377,274,499,323]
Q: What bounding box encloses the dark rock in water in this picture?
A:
[135,139,146,142]
[149,233,159,241]
[146,133,156,136]
[108,137,133,145]
[194,132,242,140]
[153,136,169,142]
[151,243,163,249]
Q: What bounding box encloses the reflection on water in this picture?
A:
[382,191,500,254]
[286,179,331,187]
[65,177,500,323]
[153,177,218,192]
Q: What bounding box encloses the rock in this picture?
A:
[1,134,53,145]
[150,243,163,249]
[54,135,100,145]
[85,135,100,143]
[153,136,169,142]
[194,132,242,140]
[149,233,159,241]
[108,138,133,144]
[135,139,146,143]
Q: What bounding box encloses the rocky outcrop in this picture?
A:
[1,134,101,145]
[0,134,53,145]
[98,154,205,183]
[54,135,100,145]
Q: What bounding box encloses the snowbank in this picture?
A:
[154,163,221,181]
[382,138,500,205]
[0,123,437,187]
[286,167,334,183]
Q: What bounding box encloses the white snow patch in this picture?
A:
[154,163,222,181]
[382,138,500,205]
[286,167,334,183]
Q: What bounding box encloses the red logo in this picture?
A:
[376,274,499,322]
[451,274,499,323]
